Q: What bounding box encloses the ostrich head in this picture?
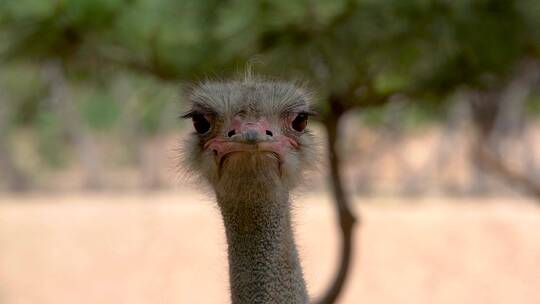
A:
[181,76,316,303]
[182,77,317,202]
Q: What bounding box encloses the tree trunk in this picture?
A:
[316,98,358,304]
[434,98,470,195]
[0,133,29,192]
[468,62,540,199]
[41,60,103,190]
[0,92,29,192]
[116,80,177,190]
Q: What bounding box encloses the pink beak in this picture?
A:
[204,118,298,164]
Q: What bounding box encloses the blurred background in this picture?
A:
[1,0,540,303]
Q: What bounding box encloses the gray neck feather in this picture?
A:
[217,192,308,304]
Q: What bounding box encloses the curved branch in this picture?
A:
[316,100,359,304]
[475,142,540,199]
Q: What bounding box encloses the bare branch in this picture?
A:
[315,98,358,304]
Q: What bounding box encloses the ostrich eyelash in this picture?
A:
[180,109,216,119]
[180,111,197,119]
[302,110,318,116]
[282,110,318,118]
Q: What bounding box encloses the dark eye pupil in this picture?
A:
[192,114,211,134]
[292,113,308,132]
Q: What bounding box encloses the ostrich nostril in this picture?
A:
[227,130,236,137]
[265,130,273,137]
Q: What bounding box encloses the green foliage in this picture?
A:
[527,93,540,117]
[78,87,120,131]
[402,101,445,128]
[359,107,385,127]
[0,63,46,125]
[1,0,539,168]
[139,98,168,135]
[358,100,444,128]
[35,111,66,167]
[2,0,537,95]
[0,0,127,61]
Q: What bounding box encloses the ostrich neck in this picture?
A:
[217,191,308,304]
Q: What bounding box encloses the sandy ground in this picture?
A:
[0,192,539,304]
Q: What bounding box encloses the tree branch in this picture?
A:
[316,97,358,304]
[475,143,540,199]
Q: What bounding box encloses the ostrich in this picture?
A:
[182,76,317,303]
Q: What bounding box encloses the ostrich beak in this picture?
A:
[204,119,298,165]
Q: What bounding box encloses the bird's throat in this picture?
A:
[217,192,308,304]
[217,151,282,180]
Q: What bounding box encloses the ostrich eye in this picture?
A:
[192,113,211,134]
[292,113,308,132]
